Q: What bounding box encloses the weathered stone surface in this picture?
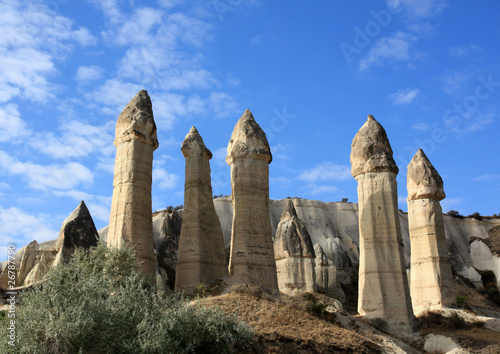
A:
[175,127,227,293]
[226,109,278,292]
[107,90,158,279]
[470,239,500,289]
[53,201,99,265]
[274,200,316,295]
[408,149,455,314]
[314,244,345,302]
[351,115,416,333]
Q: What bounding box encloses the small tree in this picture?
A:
[341,198,348,203]
[468,212,482,220]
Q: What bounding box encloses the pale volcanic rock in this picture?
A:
[226,109,278,292]
[350,115,416,333]
[274,200,316,295]
[175,127,227,294]
[314,244,346,302]
[407,149,456,314]
[107,90,159,279]
[53,201,99,265]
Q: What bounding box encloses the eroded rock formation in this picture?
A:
[175,127,227,293]
[314,244,345,302]
[107,90,159,279]
[53,201,99,265]
[407,149,456,314]
[226,109,278,292]
[274,199,316,295]
[350,115,416,333]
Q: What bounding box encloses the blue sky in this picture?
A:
[0,0,499,255]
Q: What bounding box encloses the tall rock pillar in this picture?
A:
[274,200,316,295]
[107,90,159,279]
[350,115,416,333]
[175,127,227,293]
[226,109,278,292]
[408,149,456,314]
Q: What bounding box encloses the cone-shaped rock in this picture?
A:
[408,149,455,314]
[54,201,99,264]
[350,115,416,333]
[274,200,316,295]
[175,127,227,293]
[107,90,158,279]
[226,109,278,292]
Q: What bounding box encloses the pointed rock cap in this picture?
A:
[114,90,159,149]
[281,199,298,220]
[275,200,315,258]
[181,126,212,158]
[407,149,445,201]
[54,200,99,251]
[350,115,398,177]
[226,109,272,165]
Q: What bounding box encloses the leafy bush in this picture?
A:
[468,212,483,220]
[0,243,253,353]
[447,210,464,218]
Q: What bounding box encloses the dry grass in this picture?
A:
[417,311,500,353]
[197,285,383,353]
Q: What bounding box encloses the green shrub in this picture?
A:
[456,294,468,307]
[0,243,253,353]
[303,293,328,317]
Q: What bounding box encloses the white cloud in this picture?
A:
[439,67,477,95]
[440,197,463,213]
[444,107,494,133]
[86,79,143,113]
[386,0,448,18]
[359,32,422,72]
[153,167,180,190]
[0,104,31,142]
[29,120,114,159]
[449,45,479,58]
[411,122,429,131]
[474,174,500,182]
[298,162,351,182]
[76,65,104,82]
[389,88,420,105]
[0,206,58,247]
[0,1,96,103]
[309,185,339,195]
[0,150,93,191]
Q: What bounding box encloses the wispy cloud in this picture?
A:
[298,162,351,182]
[359,32,423,72]
[438,67,478,96]
[411,122,429,131]
[389,88,420,105]
[76,65,104,83]
[0,1,96,103]
[0,150,93,191]
[0,104,31,143]
[29,120,115,159]
[449,44,479,58]
[0,206,59,247]
[474,174,500,182]
[386,0,448,18]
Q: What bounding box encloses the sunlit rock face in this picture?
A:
[351,115,416,333]
[107,90,158,279]
[175,127,227,294]
[226,109,278,292]
[274,200,316,295]
[407,149,456,315]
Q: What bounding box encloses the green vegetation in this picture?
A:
[456,294,468,307]
[0,243,253,353]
